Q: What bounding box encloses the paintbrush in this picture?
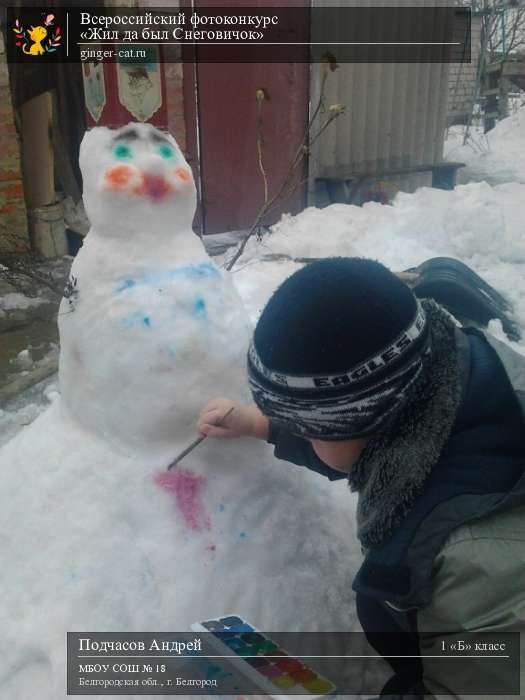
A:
[167,406,235,470]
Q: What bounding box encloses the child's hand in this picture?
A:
[197,399,269,440]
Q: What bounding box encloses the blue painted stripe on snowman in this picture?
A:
[115,263,219,294]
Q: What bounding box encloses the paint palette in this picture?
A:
[191,615,337,698]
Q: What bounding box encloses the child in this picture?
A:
[198,257,525,698]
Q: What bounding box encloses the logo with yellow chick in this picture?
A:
[12,13,61,57]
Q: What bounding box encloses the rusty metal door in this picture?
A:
[189,2,310,234]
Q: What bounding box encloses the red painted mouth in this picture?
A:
[136,173,174,201]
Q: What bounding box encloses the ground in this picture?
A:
[0,257,69,446]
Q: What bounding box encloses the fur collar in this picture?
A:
[348,300,462,548]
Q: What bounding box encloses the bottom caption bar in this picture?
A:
[67,617,521,696]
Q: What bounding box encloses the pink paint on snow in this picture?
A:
[155,469,211,532]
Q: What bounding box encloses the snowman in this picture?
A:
[0,123,361,700]
[59,122,253,458]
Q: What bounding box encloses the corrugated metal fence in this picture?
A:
[308,0,454,203]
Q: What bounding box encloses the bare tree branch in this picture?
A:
[0,227,65,300]
[225,64,344,272]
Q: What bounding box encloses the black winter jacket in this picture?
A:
[267,327,525,698]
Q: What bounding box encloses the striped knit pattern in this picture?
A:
[248,301,431,439]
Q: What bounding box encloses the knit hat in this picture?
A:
[247,257,431,439]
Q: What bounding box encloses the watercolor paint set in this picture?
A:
[191,615,337,698]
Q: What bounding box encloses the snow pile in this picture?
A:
[445,106,525,185]
[233,182,525,355]
[0,124,358,700]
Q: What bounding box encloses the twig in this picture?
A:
[256,89,269,205]
[0,253,65,298]
[225,64,344,272]
[248,110,342,224]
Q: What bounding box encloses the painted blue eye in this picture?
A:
[113,144,133,160]
[158,144,175,159]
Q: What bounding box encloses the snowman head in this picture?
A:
[79,123,197,236]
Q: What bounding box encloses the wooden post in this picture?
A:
[20,92,54,210]
[20,91,67,257]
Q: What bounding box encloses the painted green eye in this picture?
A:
[158,144,175,159]
[113,144,133,160]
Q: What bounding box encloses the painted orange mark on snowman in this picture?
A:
[174,167,192,183]
[105,165,134,189]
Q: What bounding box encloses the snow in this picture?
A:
[0,375,59,449]
[0,292,46,311]
[445,106,525,186]
[14,348,32,369]
[232,183,525,357]
[1,119,524,699]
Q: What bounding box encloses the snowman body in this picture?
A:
[58,123,251,455]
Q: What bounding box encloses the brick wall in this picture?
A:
[0,30,29,253]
